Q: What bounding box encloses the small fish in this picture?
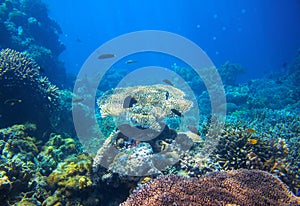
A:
[72,97,87,103]
[76,38,82,43]
[140,177,152,184]
[98,53,116,59]
[158,140,168,151]
[163,79,174,86]
[123,95,138,108]
[171,108,184,118]
[282,62,287,68]
[165,91,169,100]
[125,59,137,64]
[248,138,258,145]
[246,128,256,135]
[187,125,200,135]
[4,99,22,106]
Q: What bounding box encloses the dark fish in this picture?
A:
[282,62,287,68]
[98,53,116,59]
[123,95,138,108]
[4,99,22,106]
[72,97,87,103]
[125,60,137,64]
[165,91,169,100]
[76,38,82,43]
[171,108,184,118]
[163,79,174,86]
[187,125,200,135]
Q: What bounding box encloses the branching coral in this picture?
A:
[0,48,61,133]
[0,0,66,85]
[97,84,192,130]
[121,169,299,206]
[212,123,300,195]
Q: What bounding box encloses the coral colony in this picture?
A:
[0,0,299,205]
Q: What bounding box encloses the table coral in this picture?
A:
[97,84,192,130]
[121,169,299,206]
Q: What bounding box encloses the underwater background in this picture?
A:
[0,0,299,205]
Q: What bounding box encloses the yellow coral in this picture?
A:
[47,154,93,195]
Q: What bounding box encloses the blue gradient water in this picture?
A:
[45,0,300,81]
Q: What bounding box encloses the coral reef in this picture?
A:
[92,124,193,178]
[0,124,42,204]
[97,84,192,130]
[44,154,96,205]
[37,133,81,176]
[217,61,245,85]
[0,0,66,85]
[210,123,300,195]
[0,48,59,125]
[0,123,97,205]
[121,169,299,205]
[246,79,296,109]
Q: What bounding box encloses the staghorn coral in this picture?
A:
[0,48,61,134]
[121,169,299,206]
[97,84,192,130]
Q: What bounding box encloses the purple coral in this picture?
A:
[121,169,299,206]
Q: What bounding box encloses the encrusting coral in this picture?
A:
[121,169,299,206]
[97,84,192,130]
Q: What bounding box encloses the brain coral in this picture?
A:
[121,169,299,206]
[97,84,192,130]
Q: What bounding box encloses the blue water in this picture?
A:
[44,0,300,81]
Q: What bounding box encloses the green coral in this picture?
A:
[37,133,81,176]
[46,154,93,203]
[0,124,41,204]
